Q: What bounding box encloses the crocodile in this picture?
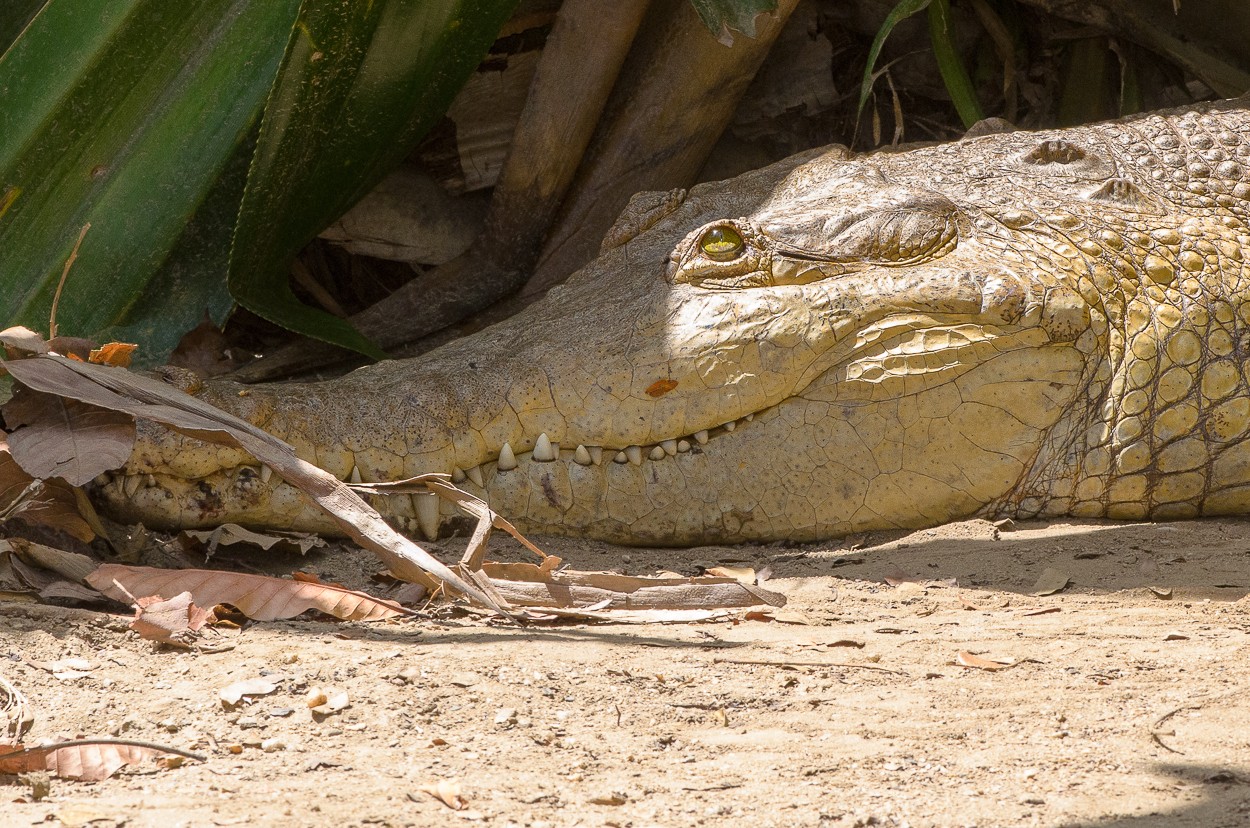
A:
[97,98,1250,546]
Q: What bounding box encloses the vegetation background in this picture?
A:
[2,0,1248,376]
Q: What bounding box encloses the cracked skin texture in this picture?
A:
[100,98,1250,546]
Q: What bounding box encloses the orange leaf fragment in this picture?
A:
[645,379,678,397]
[88,342,138,367]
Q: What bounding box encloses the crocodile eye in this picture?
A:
[699,226,744,261]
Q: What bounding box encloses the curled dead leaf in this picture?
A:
[182,524,326,558]
[87,342,137,367]
[0,738,200,781]
[416,779,468,810]
[87,563,412,622]
[705,565,756,585]
[955,651,1016,671]
[0,326,51,356]
[1031,567,1072,596]
[3,354,495,608]
[27,657,92,681]
[130,591,214,648]
[219,679,278,707]
[2,387,135,487]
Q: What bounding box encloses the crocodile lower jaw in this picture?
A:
[97,408,769,542]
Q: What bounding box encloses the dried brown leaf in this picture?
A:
[705,565,756,585]
[86,563,413,622]
[1031,567,1072,596]
[0,439,35,512]
[131,591,214,648]
[477,561,785,610]
[4,478,98,542]
[8,551,99,604]
[3,355,492,607]
[417,779,467,810]
[27,657,92,680]
[219,679,278,706]
[169,316,240,378]
[0,739,197,780]
[0,326,50,355]
[10,538,98,583]
[3,388,135,486]
[46,337,97,361]
[182,524,326,557]
[743,608,814,624]
[883,568,920,586]
[955,651,1016,671]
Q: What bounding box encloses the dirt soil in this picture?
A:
[3,516,1250,828]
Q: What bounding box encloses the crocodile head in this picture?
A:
[98,101,1250,544]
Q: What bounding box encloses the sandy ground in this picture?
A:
[3,516,1250,828]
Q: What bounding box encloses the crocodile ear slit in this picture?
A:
[601,187,687,251]
[1020,139,1088,165]
[1016,137,1115,179]
[1084,178,1163,213]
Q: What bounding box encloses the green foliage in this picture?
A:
[858,0,984,130]
[0,0,45,53]
[0,0,517,362]
[0,0,298,359]
[689,0,779,43]
[229,0,518,360]
[927,0,984,127]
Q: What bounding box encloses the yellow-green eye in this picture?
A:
[699,225,744,261]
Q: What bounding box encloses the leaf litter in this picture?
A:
[0,739,203,781]
[2,328,789,623]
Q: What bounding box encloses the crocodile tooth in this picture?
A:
[625,445,643,465]
[497,442,518,471]
[533,432,557,462]
[588,446,603,465]
[648,445,666,461]
[661,439,678,456]
[260,465,273,484]
[467,466,485,487]
[145,474,157,488]
[677,439,691,452]
[93,473,112,487]
[406,518,420,535]
[573,445,593,466]
[123,475,141,498]
[614,451,628,464]
[723,420,736,432]
[743,413,754,422]
[451,467,466,483]
[693,430,709,445]
[349,465,363,484]
[414,493,440,541]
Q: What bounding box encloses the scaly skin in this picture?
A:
[99,99,1250,546]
